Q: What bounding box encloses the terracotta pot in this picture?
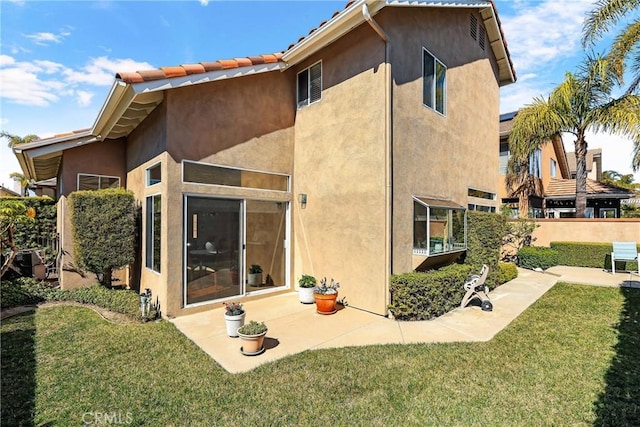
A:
[238,330,267,355]
[224,312,245,337]
[314,292,338,315]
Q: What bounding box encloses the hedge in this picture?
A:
[517,246,559,270]
[550,241,640,271]
[498,262,518,284]
[465,211,507,289]
[0,278,153,321]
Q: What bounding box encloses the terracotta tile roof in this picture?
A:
[545,178,633,198]
[116,53,284,84]
[115,0,515,85]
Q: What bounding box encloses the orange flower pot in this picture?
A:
[314,292,338,315]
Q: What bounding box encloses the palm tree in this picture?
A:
[582,0,639,95]
[9,172,34,196]
[0,131,39,148]
[507,55,640,218]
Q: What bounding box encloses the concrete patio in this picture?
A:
[170,267,639,373]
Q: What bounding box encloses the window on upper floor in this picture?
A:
[550,158,557,178]
[499,141,510,174]
[423,48,446,115]
[297,61,322,109]
[77,174,120,191]
[528,149,542,178]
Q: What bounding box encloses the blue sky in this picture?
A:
[1,0,638,190]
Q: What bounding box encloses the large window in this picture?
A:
[77,174,120,191]
[146,194,161,273]
[413,197,466,256]
[423,48,446,115]
[528,149,542,178]
[297,61,322,109]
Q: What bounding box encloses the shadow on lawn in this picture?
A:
[593,287,640,426]
[1,312,37,426]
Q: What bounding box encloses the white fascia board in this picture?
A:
[91,81,131,138]
[131,62,286,94]
[282,0,383,66]
[386,1,491,8]
[21,136,98,159]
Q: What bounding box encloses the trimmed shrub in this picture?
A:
[497,262,518,284]
[517,246,559,270]
[465,211,507,289]
[0,278,151,320]
[69,188,136,287]
[389,264,475,320]
[550,241,640,271]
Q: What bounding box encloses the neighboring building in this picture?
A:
[0,185,21,197]
[499,112,632,218]
[14,0,515,317]
[567,148,602,181]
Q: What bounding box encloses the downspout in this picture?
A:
[363,5,393,316]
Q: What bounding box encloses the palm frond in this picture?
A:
[582,0,640,46]
[606,19,640,81]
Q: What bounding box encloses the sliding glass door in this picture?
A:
[184,196,288,307]
[185,197,242,305]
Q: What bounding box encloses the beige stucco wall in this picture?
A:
[386,7,502,274]
[123,70,296,317]
[57,140,128,289]
[292,20,389,315]
[531,218,640,246]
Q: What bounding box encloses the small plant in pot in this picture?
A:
[237,320,268,356]
[298,274,317,304]
[248,264,263,286]
[313,277,340,315]
[223,301,245,337]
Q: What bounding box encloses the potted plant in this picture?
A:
[313,277,340,314]
[298,274,317,304]
[237,320,268,356]
[223,301,245,337]
[248,264,263,286]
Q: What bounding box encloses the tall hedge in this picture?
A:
[69,188,136,287]
[465,211,507,288]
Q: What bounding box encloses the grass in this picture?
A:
[2,282,639,426]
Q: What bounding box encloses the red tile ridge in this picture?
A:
[116,54,285,84]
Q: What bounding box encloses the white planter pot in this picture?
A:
[248,273,262,286]
[224,312,245,337]
[298,286,315,304]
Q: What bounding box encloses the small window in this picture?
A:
[423,49,446,115]
[550,158,557,178]
[297,62,322,109]
[77,174,120,191]
[145,194,161,273]
[147,163,161,186]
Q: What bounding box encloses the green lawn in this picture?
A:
[2,283,639,426]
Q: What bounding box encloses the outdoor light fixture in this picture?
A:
[299,193,307,208]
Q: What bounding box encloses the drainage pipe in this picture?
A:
[363,4,393,314]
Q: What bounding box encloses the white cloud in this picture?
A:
[0,118,8,126]
[0,55,153,107]
[64,56,153,86]
[199,0,209,5]
[24,30,70,46]
[501,0,594,74]
[76,90,94,107]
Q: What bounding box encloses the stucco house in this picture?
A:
[14,0,515,317]
[499,112,632,218]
